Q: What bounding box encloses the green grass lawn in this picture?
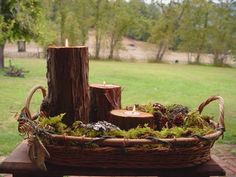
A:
[0,58,236,156]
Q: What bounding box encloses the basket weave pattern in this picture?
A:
[19,85,225,169]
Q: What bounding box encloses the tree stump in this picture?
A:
[89,83,121,122]
[42,46,89,125]
[109,109,154,130]
[17,41,26,52]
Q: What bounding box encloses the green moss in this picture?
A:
[184,110,209,129]
[159,127,187,138]
[126,125,160,139]
[38,114,70,134]
[35,108,215,140]
[138,103,155,114]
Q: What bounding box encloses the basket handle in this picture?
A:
[23,85,47,119]
[198,96,225,131]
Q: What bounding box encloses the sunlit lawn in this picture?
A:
[0,58,236,156]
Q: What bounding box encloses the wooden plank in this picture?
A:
[0,141,226,177]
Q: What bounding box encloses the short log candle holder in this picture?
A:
[109,107,154,130]
[89,83,121,122]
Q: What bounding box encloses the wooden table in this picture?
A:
[0,141,226,177]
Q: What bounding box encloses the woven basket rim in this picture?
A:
[48,128,222,146]
[50,128,222,141]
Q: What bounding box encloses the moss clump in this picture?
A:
[125,124,160,139]
[38,114,71,134]
[184,110,209,129]
[37,106,215,139]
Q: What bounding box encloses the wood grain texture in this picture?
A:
[109,109,154,130]
[43,47,89,125]
[89,83,121,122]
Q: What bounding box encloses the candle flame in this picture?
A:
[65,38,69,47]
[132,105,136,113]
[124,105,140,116]
[103,81,106,86]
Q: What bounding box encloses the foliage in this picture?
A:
[35,0,57,48]
[39,113,70,134]
[1,0,235,64]
[43,0,95,46]
[90,0,110,58]
[72,0,93,45]
[0,0,43,43]
[126,0,159,41]
[148,0,236,65]
[207,1,236,65]
[105,0,135,59]
[149,1,185,61]
[0,0,45,68]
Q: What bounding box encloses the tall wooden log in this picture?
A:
[43,46,89,125]
[110,109,154,130]
[89,83,121,122]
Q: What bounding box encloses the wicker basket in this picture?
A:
[19,85,225,169]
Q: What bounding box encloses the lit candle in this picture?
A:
[65,38,69,47]
[132,105,136,113]
[103,81,106,86]
[110,107,154,130]
[98,81,114,88]
[124,105,140,116]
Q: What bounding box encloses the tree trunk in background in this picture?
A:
[187,52,191,64]
[160,45,166,61]
[95,32,101,59]
[195,12,208,64]
[156,47,162,61]
[60,0,66,45]
[108,34,115,59]
[42,46,89,125]
[156,41,166,62]
[214,52,226,66]
[94,0,102,59]
[17,41,26,52]
[0,43,5,69]
[213,52,219,65]
[196,52,201,64]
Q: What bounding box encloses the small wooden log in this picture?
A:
[89,83,121,122]
[43,46,89,125]
[109,109,154,130]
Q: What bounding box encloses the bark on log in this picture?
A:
[109,109,154,130]
[89,83,121,122]
[43,46,89,125]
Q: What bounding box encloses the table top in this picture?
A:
[0,140,226,176]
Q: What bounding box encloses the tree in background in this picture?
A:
[91,0,109,59]
[208,1,236,66]
[1,0,235,65]
[126,0,159,41]
[150,1,186,62]
[73,0,93,45]
[106,0,134,59]
[0,0,43,69]
[51,0,71,45]
[178,0,211,64]
[35,0,57,53]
